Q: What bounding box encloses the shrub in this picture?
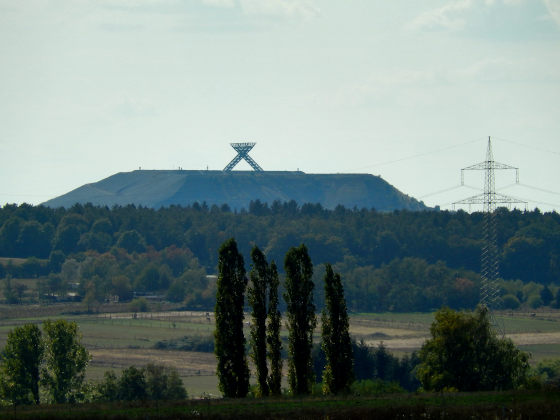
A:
[129,297,149,313]
[527,295,543,309]
[350,379,404,396]
[502,294,520,310]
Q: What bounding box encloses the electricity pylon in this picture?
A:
[224,143,263,172]
[453,137,526,313]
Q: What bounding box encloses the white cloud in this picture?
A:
[543,0,560,26]
[407,0,474,31]
[202,0,235,8]
[407,0,558,33]
[199,0,319,19]
[239,0,319,19]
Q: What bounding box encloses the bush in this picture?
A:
[350,379,405,396]
[417,307,530,392]
[96,364,187,402]
[154,335,214,352]
[502,294,520,310]
[527,295,543,309]
[536,359,560,385]
[129,297,149,313]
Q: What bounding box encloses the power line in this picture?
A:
[418,185,463,199]
[517,183,560,196]
[418,183,481,200]
[523,199,560,209]
[348,137,486,171]
[493,136,560,157]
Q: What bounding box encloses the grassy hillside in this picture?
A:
[41,170,427,211]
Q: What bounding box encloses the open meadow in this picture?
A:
[0,303,559,397]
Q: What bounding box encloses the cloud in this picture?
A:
[239,0,319,19]
[202,0,235,7]
[543,0,560,26]
[408,0,560,34]
[407,0,474,31]
[200,0,319,20]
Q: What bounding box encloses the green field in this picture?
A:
[0,304,559,397]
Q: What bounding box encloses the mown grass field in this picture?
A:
[0,303,559,397]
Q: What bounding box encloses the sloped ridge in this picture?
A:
[42,170,427,211]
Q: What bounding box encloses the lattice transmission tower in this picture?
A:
[453,137,526,311]
[224,142,263,172]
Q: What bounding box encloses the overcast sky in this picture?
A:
[1,0,559,211]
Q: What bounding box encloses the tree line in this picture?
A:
[1,203,560,312]
[213,238,532,398]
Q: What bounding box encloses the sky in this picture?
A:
[1,0,559,212]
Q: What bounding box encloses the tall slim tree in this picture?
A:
[248,246,269,396]
[214,238,249,398]
[42,319,90,403]
[267,261,283,395]
[0,324,44,405]
[284,244,316,395]
[321,264,353,394]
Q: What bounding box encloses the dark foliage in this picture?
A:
[1,203,559,312]
[214,238,249,398]
[321,264,353,394]
[248,246,270,396]
[266,261,282,395]
[154,336,214,352]
[42,319,90,403]
[418,307,530,391]
[284,244,316,395]
[0,324,44,405]
[100,364,187,402]
[313,341,420,392]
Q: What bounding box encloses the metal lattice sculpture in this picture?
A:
[454,137,526,311]
[224,143,263,172]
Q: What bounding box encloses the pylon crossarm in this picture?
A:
[462,161,518,171]
[453,194,486,205]
[491,193,527,205]
[453,192,526,207]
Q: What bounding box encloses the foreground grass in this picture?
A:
[1,390,559,420]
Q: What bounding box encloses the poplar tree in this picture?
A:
[321,264,353,394]
[248,246,269,396]
[267,261,282,395]
[0,324,44,405]
[284,244,316,395]
[42,319,90,403]
[214,238,249,398]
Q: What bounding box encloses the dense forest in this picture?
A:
[0,201,559,312]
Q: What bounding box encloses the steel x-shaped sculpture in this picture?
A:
[223,142,263,171]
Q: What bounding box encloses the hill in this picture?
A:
[42,170,427,211]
